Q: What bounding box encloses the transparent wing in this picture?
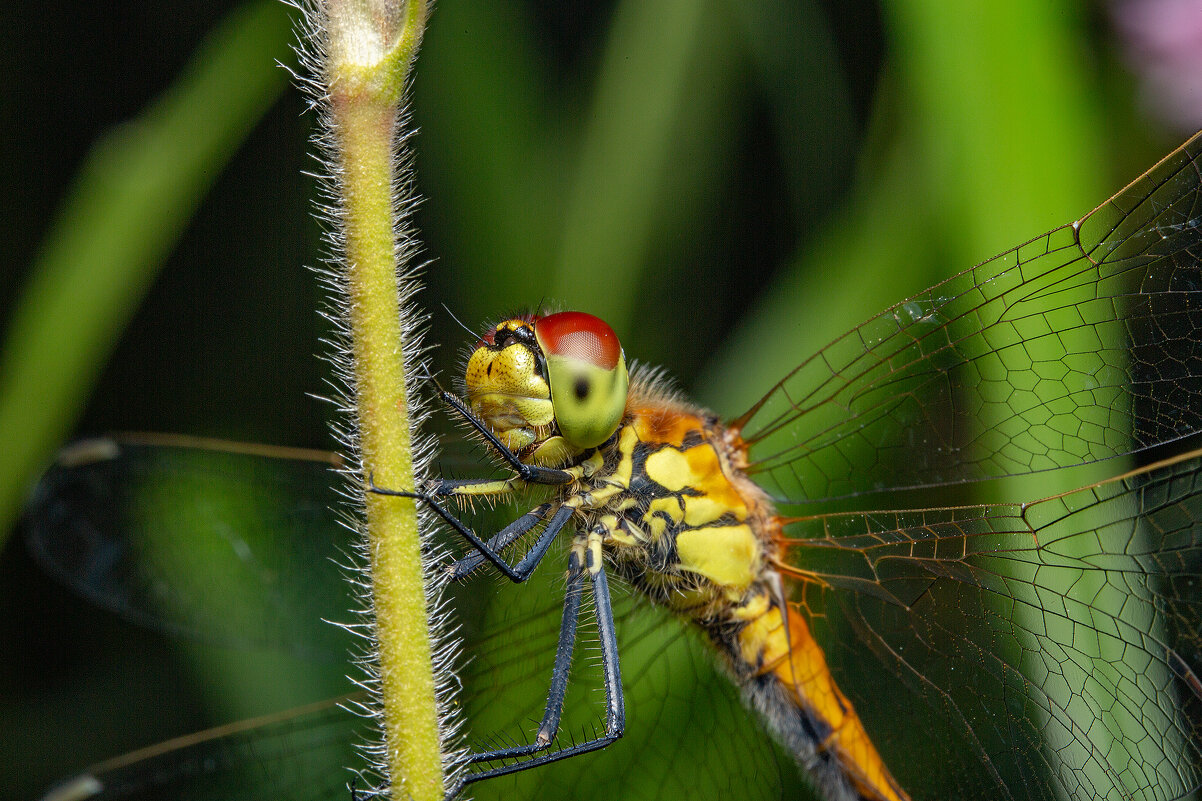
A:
[738,131,1202,503]
[32,438,1202,800]
[25,437,804,801]
[779,449,1202,801]
[37,698,370,801]
[24,435,355,661]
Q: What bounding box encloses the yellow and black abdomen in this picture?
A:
[735,603,910,801]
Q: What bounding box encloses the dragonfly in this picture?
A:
[25,129,1202,801]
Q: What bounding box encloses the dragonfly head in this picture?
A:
[465,311,629,466]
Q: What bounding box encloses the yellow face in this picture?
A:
[464,312,629,466]
[465,319,556,456]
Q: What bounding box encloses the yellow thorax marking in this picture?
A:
[731,591,770,621]
[599,513,638,547]
[644,447,693,491]
[645,442,748,524]
[609,426,639,487]
[644,512,669,541]
[675,524,759,594]
[648,496,684,522]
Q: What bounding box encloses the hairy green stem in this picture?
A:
[321,1,441,798]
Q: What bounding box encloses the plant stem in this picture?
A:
[320,1,441,798]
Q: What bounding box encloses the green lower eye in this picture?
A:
[547,354,628,449]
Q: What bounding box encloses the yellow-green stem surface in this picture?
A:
[326,1,440,797]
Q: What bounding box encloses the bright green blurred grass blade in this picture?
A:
[549,0,741,334]
[891,0,1105,258]
[702,1,1138,796]
[0,0,294,544]
[700,0,1107,411]
[415,0,561,322]
[891,2,1134,795]
[418,0,760,341]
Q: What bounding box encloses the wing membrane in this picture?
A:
[739,132,1202,503]
[37,698,369,801]
[24,436,356,660]
[781,449,1202,800]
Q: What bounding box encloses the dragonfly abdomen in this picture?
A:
[731,599,911,801]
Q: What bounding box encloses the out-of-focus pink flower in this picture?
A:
[1113,0,1202,131]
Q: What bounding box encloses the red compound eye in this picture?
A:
[533,312,622,370]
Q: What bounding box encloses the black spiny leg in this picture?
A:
[445,539,625,799]
[448,503,579,581]
[369,479,576,583]
[436,386,575,485]
[368,385,585,581]
[446,501,550,580]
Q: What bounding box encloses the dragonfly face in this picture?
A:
[22,130,1202,801]
[464,311,629,464]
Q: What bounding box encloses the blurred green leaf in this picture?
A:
[0,0,294,544]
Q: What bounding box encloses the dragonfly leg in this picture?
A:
[446,501,550,579]
[448,538,624,798]
[448,502,579,581]
[370,472,576,583]
[436,386,576,485]
[446,502,576,583]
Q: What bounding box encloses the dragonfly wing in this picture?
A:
[36,697,369,801]
[24,436,356,660]
[779,451,1202,800]
[32,548,810,801]
[738,131,1202,503]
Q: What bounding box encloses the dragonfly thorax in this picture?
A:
[560,378,779,624]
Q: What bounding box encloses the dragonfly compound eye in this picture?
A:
[533,311,629,449]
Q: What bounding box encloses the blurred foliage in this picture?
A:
[0,0,1193,799]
